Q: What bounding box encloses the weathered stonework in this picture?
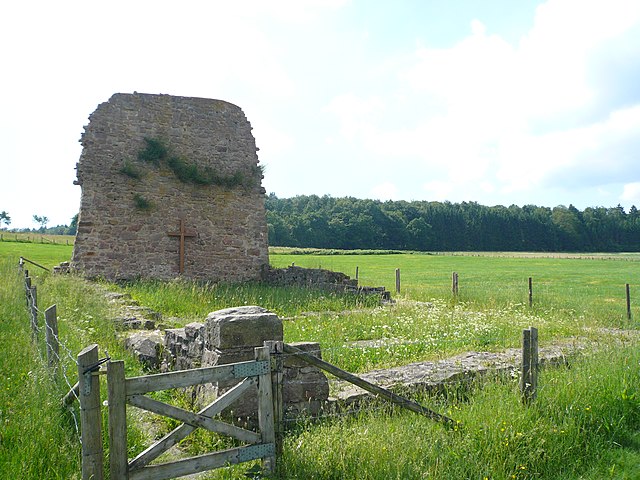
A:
[159,306,329,422]
[72,92,268,282]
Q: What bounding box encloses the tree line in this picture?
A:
[265,194,640,252]
[0,212,77,235]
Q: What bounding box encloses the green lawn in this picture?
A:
[271,251,640,327]
[0,240,72,270]
[2,244,639,479]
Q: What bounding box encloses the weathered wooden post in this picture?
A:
[107,359,128,479]
[355,266,359,285]
[395,268,401,294]
[452,272,459,295]
[30,285,38,340]
[521,327,539,404]
[77,344,104,480]
[255,345,276,474]
[265,340,284,458]
[626,284,632,321]
[528,277,533,307]
[45,305,59,374]
[24,274,31,307]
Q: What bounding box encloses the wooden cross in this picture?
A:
[168,219,196,274]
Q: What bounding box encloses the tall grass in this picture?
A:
[3,245,640,478]
[283,299,593,373]
[0,258,146,479]
[0,259,81,478]
[119,279,380,323]
[278,344,640,479]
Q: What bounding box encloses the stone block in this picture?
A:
[284,372,330,403]
[205,306,282,349]
[201,346,255,367]
[125,330,165,370]
[283,341,323,368]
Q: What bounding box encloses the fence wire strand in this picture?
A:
[22,269,82,439]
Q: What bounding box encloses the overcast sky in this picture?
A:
[2,0,640,229]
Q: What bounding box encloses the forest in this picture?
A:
[265,194,640,252]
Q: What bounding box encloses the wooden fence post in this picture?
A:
[521,327,539,404]
[255,345,276,474]
[45,305,59,374]
[30,285,38,340]
[77,344,104,480]
[107,360,128,479]
[395,268,401,294]
[528,277,533,307]
[452,272,459,295]
[25,274,31,307]
[355,266,359,285]
[626,284,632,321]
[265,340,284,458]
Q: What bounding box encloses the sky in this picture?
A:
[2,0,640,229]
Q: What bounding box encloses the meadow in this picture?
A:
[0,240,639,479]
[0,232,75,246]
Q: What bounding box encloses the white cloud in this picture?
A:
[324,93,384,140]
[621,182,640,205]
[323,0,640,205]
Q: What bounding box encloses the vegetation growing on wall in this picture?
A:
[133,137,259,188]
[133,193,152,211]
[137,137,168,165]
[119,161,143,179]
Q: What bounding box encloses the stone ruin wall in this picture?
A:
[72,92,268,282]
[157,306,329,420]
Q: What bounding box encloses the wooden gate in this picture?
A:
[107,345,276,480]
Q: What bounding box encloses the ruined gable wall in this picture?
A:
[72,93,269,281]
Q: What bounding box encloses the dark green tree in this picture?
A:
[0,211,10,229]
[32,214,49,232]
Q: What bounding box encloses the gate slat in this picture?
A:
[107,361,128,479]
[129,376,256,470]
[128,394,261,444]
[126,363,242,395]
[256,346,276,473]
[128,443,274,480]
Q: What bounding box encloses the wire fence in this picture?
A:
[20,261,82,439]
[13,255,639,479]
[3,233,74,245]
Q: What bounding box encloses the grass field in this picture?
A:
[0,232,75,245]
[1,242,639,478]
[0,239,73,270]
[271,249,640,321]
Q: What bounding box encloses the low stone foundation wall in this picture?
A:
[263,265,390,301]
[162,305,328,421]
[264,265,356,288]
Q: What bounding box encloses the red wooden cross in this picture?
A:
[168,219,196,274]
